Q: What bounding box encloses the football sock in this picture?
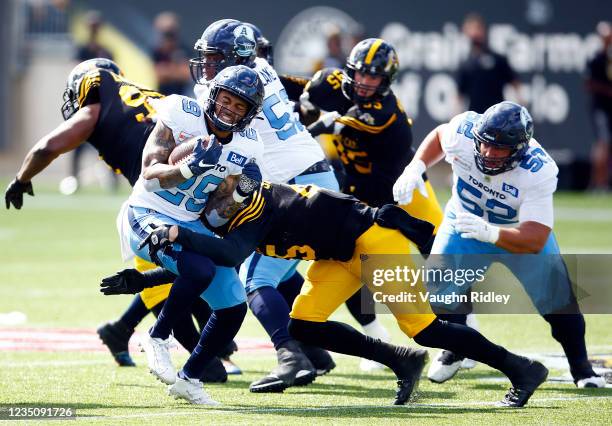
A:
[118,294,149,330]
[191,297,213,331]
[288,318,408,372]
[543,313,595,378]
[248,286,292,349]
[345,287,376,326]
[413,319,525,379]
[151,301,199,352]
[277,271,303,307]
[436,313,468,326]
[182,303,247,379]
[150,251,215,340]
[362,318,391,342]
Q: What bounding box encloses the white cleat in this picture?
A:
[576,375,607,388]
[169,375,221,405]
[427,350,463,383]
[141,335,176,385]
[360,358,386,372]
[461,358,477,369]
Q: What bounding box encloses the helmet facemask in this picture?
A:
[205,86,259,132]
[473,132,528,176]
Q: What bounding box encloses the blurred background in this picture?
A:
[0,0,611,191]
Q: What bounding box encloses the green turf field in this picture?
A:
[1,183,611,424]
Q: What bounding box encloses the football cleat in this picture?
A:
[392,347,429,405]
[168,375,220,405]
[300,344,336,376]
[427,350,464,383]
[249,340,316,393]
[96,321,135,367]
[200,357,228,383]
[141,335,176,385]
[576,375,606,388]
[498,358,548,408]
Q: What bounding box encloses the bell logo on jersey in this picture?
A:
[502,182,519,198]
[227,151,247,166]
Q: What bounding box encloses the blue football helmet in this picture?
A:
[243,22,274,65]
[204,65,264,132]
[61,58,122,120]
[189,19,257,84]
[473,101,533,175]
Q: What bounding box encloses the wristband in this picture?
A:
[179,163,194,179]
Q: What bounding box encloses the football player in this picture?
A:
[393,101,605,388]
[283,39,446,371]
[108,179,550,408]
[3,58,232,380]
[189,19,338,392]
[117,64,265,405]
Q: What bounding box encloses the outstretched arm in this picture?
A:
[5,104,99,209]
[16,104,100,183]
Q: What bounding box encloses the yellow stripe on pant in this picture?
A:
[134,256,172,309]
[290,223,436,338]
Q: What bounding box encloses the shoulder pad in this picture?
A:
[305,68,352,114]
[76,69,102,107]
[336,94,400,134]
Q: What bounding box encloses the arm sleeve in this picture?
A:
[279,74,310,102]
[175,221,264,267]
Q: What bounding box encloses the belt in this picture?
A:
[287,160,332,184]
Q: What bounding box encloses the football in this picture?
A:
[168,136,210,166]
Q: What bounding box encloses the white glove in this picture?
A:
[455,212,500,244]
[393,159,428,205]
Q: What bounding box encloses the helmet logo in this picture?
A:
[233,25,256,57]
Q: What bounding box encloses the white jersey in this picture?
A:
[127,94,264,222]
[441,111,558,228]
[195,58,325,183]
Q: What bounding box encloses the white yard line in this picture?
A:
[78,395,612,420]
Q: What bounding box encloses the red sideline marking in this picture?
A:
[0,327,273,353]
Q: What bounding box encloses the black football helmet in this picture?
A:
[61,58,122,120]
[473,101,533,175]
[189,19,257,84]
[342,38,399,104]
[243,22,274,65]
[204,65,264,132]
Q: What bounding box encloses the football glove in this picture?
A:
[234,159,262,202]
[100,269,147,295]
[137,224,173,265]
[393,160,428,205]
[181,136,223,178]
[454,212,500,244]
[307,111,343,137]
[5,178,34,210]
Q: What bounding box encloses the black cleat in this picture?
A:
[499,359,548,408]
[249,340,316,393]
[392,347,429,405]
[300,344,336,376]
[96,321,135,367]
[200,357,228,383]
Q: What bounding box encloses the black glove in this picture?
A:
[5,178,34,209]
[137,224,173,265]
[100,269,147,295]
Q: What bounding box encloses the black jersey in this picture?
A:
[333,92,415,207]
[302,68,353,114]
[78,69,163,185]
[178,182,376,264]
